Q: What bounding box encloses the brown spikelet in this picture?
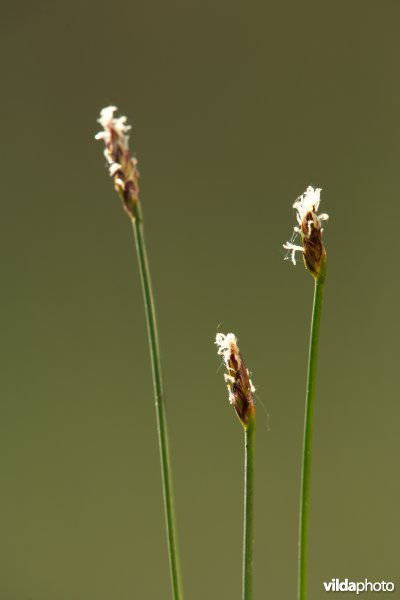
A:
[95,106,140,220]
[215,333,255,428]
[283,186,328,280]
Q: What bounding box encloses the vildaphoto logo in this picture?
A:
[323,579,395,594]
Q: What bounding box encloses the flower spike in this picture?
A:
[215,332,255,429]
[95,106,140,220]
[283,186,328,280]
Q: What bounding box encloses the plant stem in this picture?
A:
[243,415,255,600]
[298,269,326,600]
[132,201,184,600]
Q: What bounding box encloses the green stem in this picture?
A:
[132,202,184,600]
[243,415,255,600]
[298,269,326,600]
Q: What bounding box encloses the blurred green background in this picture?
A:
[1,0,399,598]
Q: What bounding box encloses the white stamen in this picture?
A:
[291,186,327,236]
[215,332,241,369]
[283,242,304,265]
[97,106,117,128]
[293,186,321,220]
[109,163,122,176]
[94,131,109,141]
[95,105,131,146]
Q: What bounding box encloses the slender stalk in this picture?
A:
[298,269,326,600]
[243,415,255,600]
[132,201,184,600]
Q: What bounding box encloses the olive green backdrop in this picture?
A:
[1,1,399,598]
